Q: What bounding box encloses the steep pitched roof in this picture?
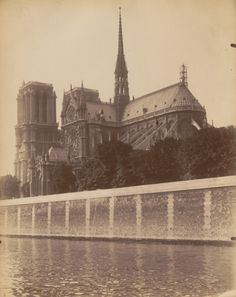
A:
[61,87,100,118]
[122,83,205,121]
[20,81,53,89]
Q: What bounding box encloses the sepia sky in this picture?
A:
[0,0,235,176]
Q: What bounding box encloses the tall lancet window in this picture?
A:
[42,93,47,123]
[35,92,39,122]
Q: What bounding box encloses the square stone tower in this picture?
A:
[15,81,59,191]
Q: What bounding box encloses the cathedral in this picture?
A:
[15,9,207,197]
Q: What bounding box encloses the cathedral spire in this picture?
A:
[118,7,124,56]
[115,7,128,76]
[114,7,129,120]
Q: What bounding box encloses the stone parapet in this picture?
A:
[0,175,236,242]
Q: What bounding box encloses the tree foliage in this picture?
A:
[75,127,236,191]
[76,158,108,191]
[50,164,76,194]
[0,175,20,199]
[149,137,182,183]
[182,126,236,179]
[21,182,30,197]
[98,141,133,187]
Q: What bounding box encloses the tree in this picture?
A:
[76,158,108,191]
[0,175,20,199]
[97,140,133,187]
[21,182,30,197]
[184,126,236,179]
[73,126,236,191]
[149,137,182,183]
[126,149,153,186]
[50,164,76,194]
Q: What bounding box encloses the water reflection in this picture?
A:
[0,238,235,297]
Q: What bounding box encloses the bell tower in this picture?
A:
[114,7,130,121]
[15,81,58,192]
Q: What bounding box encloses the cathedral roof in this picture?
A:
[65,87,99,99]
[20,81,53,89]
[61,86,100,118]
[87,102,116,122]
[122,83,205,122]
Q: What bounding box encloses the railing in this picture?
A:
[0,175,236,241]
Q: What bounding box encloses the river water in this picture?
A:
[0,238,235,297]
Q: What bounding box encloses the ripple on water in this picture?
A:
[0,239,235,297]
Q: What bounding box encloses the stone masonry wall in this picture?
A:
[0,176,236,241]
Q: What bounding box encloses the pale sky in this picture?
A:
[0,0,235,176]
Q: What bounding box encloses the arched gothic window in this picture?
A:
[42,93,47,122]
[35,92,39,122]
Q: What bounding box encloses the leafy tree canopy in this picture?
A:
[0,175,20,199]
[75,126,236,191]
[50,164,76,194]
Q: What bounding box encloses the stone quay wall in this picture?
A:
[0,176,236,242]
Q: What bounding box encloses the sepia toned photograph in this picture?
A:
[0,0,236,296]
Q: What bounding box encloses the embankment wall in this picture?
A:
[0,176,236,242]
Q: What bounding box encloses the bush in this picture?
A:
[0,175,20,199]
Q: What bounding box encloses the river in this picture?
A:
[0,238,235,297]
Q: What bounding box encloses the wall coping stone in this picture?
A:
[0,175,235,207]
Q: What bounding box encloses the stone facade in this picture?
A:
[15,10,207,196]
[60,11,207,162]
[15,82,59,196]
[1,176,236,241]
